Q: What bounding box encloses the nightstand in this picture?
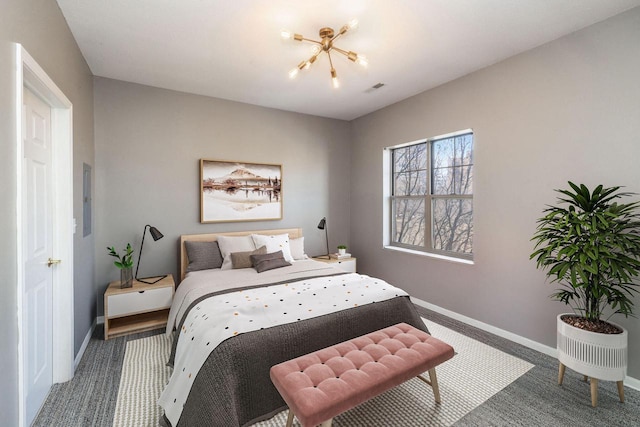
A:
[313,256,357,273]
[103,274,175,340]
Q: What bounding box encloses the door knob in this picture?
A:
[47,258,62,267]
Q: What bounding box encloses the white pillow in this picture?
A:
[217,235,256,270]
[251,234,294,263]
[289,237,307,260]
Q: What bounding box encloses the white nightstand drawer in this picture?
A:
[334,259,356,273]
[107,286,173,317]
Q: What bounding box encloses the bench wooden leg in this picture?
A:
[558,362,566,385]
[417,368,442,403]
[617,381,625,403]
[285,409,294,427]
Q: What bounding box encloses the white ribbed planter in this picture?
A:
[557,314,627,381]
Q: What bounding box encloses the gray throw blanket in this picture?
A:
[161,295,428,427]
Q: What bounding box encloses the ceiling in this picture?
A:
[56,0,640,121]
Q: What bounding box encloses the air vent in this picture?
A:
[365,83,385,93]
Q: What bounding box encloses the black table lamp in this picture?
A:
[317,217,330,259]
[135,224,167,284]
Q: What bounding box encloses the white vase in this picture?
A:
[338,248,346,256]
[556,314,627,381]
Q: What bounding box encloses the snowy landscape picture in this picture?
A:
[200,159,282,223]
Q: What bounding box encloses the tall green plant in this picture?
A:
[530,182,640,321]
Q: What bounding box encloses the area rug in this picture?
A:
[113,319,533,426]
[113,334,172,427]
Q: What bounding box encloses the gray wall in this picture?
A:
[350,8,640,378]
[0,1,95,424]
[93,77,351,315]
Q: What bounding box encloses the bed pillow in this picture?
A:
[217,235,257,270]
[230,246,267,269]
[250,234,294,263]
[289,237,307,260]
[185,241,223,272]
[250,250,292,273]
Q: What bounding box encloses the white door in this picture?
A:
[23,87,54,425]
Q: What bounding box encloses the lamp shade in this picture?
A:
[317,217,326,230]
[149,226,164,241]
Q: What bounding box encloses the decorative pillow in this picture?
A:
[231,246,267,269]
[251,234,294,263]
[185,241,223,272]
[251,250,292,273]
[289,237,307,260]
[217,235,257,270]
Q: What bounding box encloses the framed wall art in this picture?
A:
[200,159,283,223]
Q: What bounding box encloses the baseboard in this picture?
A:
[74,318,96,370]
[97,315,104,325]
[411,297,640,391]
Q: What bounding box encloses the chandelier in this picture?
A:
[281,19,368,88]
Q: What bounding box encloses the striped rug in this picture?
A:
[113,334,172,427]
[113,319,533,426]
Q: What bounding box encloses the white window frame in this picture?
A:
[383,129,474,262]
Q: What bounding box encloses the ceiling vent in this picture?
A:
[365,83,385,93]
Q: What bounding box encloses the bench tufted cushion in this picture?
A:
[270,323,454,427]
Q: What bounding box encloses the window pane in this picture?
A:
[454,134,473,166]
[432,198,473,254]
[432,167,453,195]
[454,165,473,195]
[432,138,454,168]
[392,198,425,246]
[393,144,426,173]
[394,170,427,195]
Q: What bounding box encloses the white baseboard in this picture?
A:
[74,318,96,370]
[411,296,640,391]
[97,315,104,325]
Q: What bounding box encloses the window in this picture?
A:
[388,130,473,260]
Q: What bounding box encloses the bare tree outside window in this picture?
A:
[389,131,473,259]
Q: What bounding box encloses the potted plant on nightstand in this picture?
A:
[107,243,135,288]
[337,245,347,256]
[530,182,640,406]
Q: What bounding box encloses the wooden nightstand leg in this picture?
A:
[558,362,566,385]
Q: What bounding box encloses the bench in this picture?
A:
[270,322,455,427]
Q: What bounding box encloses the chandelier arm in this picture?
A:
[326,50,335,69]
[299,37,322,45]
[331,46,350,57]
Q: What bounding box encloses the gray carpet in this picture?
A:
[34,307,640,426]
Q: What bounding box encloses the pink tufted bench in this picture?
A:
[270,323,455,427]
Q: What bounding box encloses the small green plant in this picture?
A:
[530,182,640,321]
[337,245,347,250]
[107,244,134,269]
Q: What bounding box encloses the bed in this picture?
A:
[159,228,428,427]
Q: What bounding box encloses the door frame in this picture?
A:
[16,45,74,426]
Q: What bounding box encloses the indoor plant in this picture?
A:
[107,243,135,288]
[530,182,640,405]
[337,244,347,256]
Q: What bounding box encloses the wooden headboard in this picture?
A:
[179,228,303,282]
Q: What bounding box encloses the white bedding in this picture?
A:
[159,261,409,426]
[166,259,341,335]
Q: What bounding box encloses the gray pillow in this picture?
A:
[185,241,223,272]
[231,246,267,269]
[251,250,292,273]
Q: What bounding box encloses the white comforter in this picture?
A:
[159,262,408,426]
[166,259,341,335]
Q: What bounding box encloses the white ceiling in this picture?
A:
[56,0,640,121]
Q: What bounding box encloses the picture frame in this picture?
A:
[200,159,283,223]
